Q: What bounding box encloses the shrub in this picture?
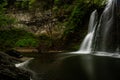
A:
[0,0,16,28]
[0,29,39,50]
[15,38,38,47]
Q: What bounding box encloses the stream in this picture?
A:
[21,52,120,80]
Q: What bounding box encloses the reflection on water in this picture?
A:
[23,53,120,80]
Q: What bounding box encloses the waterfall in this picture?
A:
[71,10,98,54]
[71,0,120,55]
[94,0,117,53]
[93,0,120,56]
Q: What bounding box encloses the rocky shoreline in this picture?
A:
[0,51,31,80]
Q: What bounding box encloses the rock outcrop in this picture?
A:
[0,52,31,80]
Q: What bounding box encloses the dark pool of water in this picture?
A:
[23,53,120,80]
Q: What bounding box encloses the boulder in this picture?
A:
[0,52,31,80]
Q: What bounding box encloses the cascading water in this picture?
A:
[15,58,35,80]
[15,58,34,68]
[72,0,120,55]
[94,0,118,53]
[72,10,98,54]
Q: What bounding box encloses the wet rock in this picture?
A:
[5,49,23,58]
[0,52,31,80]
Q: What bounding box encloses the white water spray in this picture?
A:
[15,58,34,68]
[15,58,34,80]
[71,10,98,54]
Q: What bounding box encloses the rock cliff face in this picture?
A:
[8,10,64,38]
[0,52,31,80]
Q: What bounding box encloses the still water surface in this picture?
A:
[22,53,120,80]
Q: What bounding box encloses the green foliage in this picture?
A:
[38,34,52,47]
[54,0,61,6]
[54,0,74,6]
[0,0,16,27]
[14,0,53,10]
[15,1,29,10]
[21,1,29,9]
[0,29,38,50]
[64,1,88,36]
[65,0,106,30]
[15,38,38,47]
[0,1,7,13]
[0,15,16,27]
[38,0,53,10]
[29,0,36,9]
[93,0,107,6]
